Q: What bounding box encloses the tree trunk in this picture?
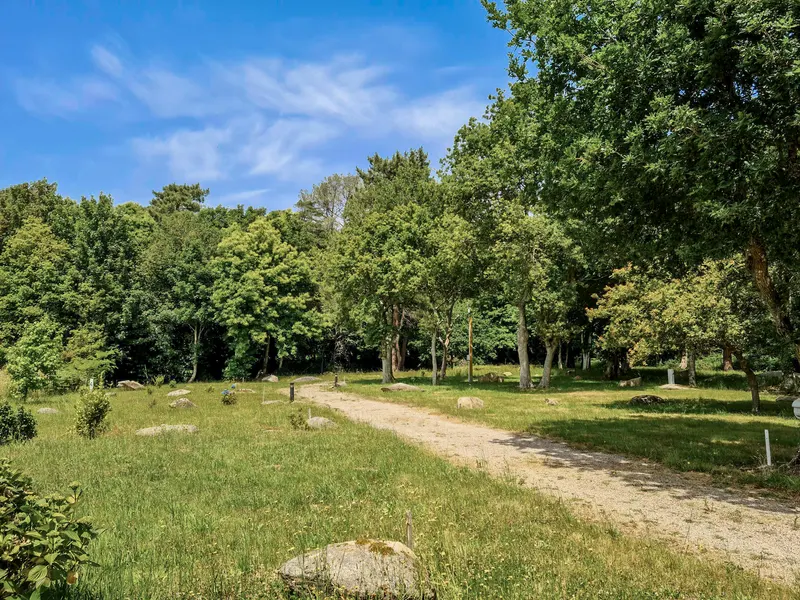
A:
[392,306,402,373]
[733,350,760,413]
[398,337,407,372]
[440,305,454,380]
[187,325,202,383]
[687,350,697,388]
[745,237,800,372]
[565,343,570,369]
[582,352,591,371]
[722,345,734,372]
[538,339,558,389]
[517,302,531,389]
[680,350,688,370]
[431,327,438,387]
[557,342,563,370]
[381,336,393,384]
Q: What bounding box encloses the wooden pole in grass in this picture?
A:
[289,383,295,403]
[468,308,473,384]
[405,511,414,550]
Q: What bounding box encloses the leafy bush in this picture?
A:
[0,403,37,445]
[153,375,165,388]
[57,325,118,391]
[289,410,310,431]
[6,318,64,399]
[75,389,111,439]
[0,460,100,599]
[220,389,237,405]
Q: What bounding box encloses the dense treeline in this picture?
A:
[2,0,798,413]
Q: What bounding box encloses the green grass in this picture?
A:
[2,382,794,598]
[343,366,800,497]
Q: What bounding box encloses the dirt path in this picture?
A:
[294,383,800,585]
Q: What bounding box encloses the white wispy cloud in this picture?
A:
[14,43,488,189]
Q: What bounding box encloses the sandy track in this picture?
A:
[293,383,800,585]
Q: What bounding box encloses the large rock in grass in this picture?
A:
[619,377,642,388]
[169,398,196,409]
[660,383,689,390]
[37,408,59,414]
[293,376,321,383]
[263,375,279,383]
[776,395,800,405]
[629,395,665,406]
[279,539,430,599]
[478,373,504,383]
[117,380,144,391]
[135,424,198,436]
[307,416,336,430]
[457,397,484,409]
[381,383,423,393]
[167,389,192,397]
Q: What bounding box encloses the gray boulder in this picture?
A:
[545,398,559,406]
[279,539,430,599]
[381,383,423,393]
[660,383,689,390]
[457,397,484,409]
[37,408,59,415]
[169,398,197,409]
[775,395,800,405]
[117,380,144,391]
[293,376,321,383]
[135,424,198,436]
[263,375,280,383]
[307,416,336,430]
[629,395,665,406]
[167,389,192,397]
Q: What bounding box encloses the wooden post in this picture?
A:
[334,374,338,388]
[405,510,414,550]
[765,430,772,467]
[468,309,473,384]
[289,383,295,403]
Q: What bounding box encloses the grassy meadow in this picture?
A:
[343,366,800,497]
[1,381,794,599]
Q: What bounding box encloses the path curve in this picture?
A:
[293,383,800,585]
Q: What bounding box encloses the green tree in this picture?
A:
[7,317,64,398]
[0,179,76,251]
[329,151,430,383]
[0,218,70,353]
[149,183,208,217]
[58,324,119,391]
[212,218,319,378]
[484,0,800,369]
[295,174,361,241]
[143,211,220,382]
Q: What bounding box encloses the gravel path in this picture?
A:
[294,383,800,585]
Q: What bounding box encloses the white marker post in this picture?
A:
[765,430,772,467]
[667,369,675,385]
[89,378,94,392]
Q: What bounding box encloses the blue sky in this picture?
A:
[0,1,509,209]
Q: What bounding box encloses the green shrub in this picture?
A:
[75,389,111,439]
[153,375,165,388]
[0,403,37,445]
[289,410,310,431]
[6,318,64,399]
[0,460,100,599]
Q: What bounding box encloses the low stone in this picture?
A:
[381,383,424,392]
[629,395,665,406]
[502,371,513,378]
[237,388,256,394]
[545,398,559,406]
[263,375,279,383]
[104,392,117,398]
[117,380,144,390]
[37,408,59,414]
[478,373,504,383]
[457,397,484,409]
[619,377,642,388]
[169,398,196,409]
[167,389,192,397]
[262,400,285,406]
[307,416,336,430]
[660,383,689,390]
[278,539,430,599]
[775,395,800,405]
[135,424,199,436]
[293,376,321,383]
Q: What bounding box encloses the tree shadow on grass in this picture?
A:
[606,397,796,418]
[490,414,800,510]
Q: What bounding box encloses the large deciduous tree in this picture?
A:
[485,0,800,369]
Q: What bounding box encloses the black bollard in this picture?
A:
[289,383,295,403]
